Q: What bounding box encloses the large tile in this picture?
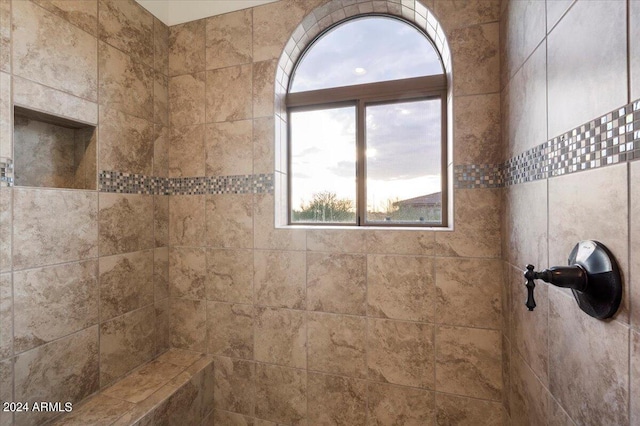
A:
[546,0,575,32]
[205,120,253,176]
[154,194,169,247]
[98,107,154,175]
[206,64,252,123]
[0,188,10,272]
[102,360,184,404]
[253,116,275,175]
[32,0,97,36]
[254,250,305,309]
[169,19,205,76]
[307,373,367,426]
[169,73,206,128]
[153,125,169,178]
[154,17,169,75]
[14,327,99,426]
[547,0,627,137]
[253,60,277,118]
[366,230,435,256]
[548,394,576,426]
[98,42,154,120]
[153,72,168,126]
[169,247,206,300]
[368,255,435,322]
[155,297,169,356]
[99,250,153,321]
[501,0,545,82]
[13,0,97,101]
[169,195,205,247]
[99,306,155,386]
[254,193,306,251]
[206,9,252,70]
[367,318,434,389]
[0,0,10,73]
[13,188,97,270]
[436,325,502,401]
[214,357,255,416]
[211,410,254,426]
[631,161,640,328]
[207,302,253,359]
[368,382,435,426]
[13,260,98,353]
[435,393,502,426]
[254,307,306,369]
[307,252,366,316]
[169,124,205,178]
[254,363,306,425]
[631,329,640,426]
[306,229,366,253]
[453,93,501,164]
[205,194,253,249]
[632,0,640,100]
[433,0,500,32]
[509,351,549,426]
[0,273,11,359]
[99,193,154,256]
[52,394,134,426]
[206,248,253,304]
[502,335,511,416]
[98,0,153,67]
[548,164,629,322]
[436,257,501,329]
[0,72,10,160]
[449,22,499,96]
[170,298,206,352]
[549,290,629,425]
[308,312,366,378]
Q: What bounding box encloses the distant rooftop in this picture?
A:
[393,192,442,207]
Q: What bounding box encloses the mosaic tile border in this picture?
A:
[99,171,274,195]
[0,158,13,187]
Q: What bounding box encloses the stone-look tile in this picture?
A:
[32,0,97,36]
[631,161,640,328]
[206,194,253,249]
[13,260,98,353]
[154,73,169,126]
[254,194,306,251]
[547,0,627,137]
[169,124,205,177]
[454,93,501,164]
[207,302,253,359]
[0,188,10,273]
[169,247,206,300]
[51,394,134,426]
[99,42,154,121]
[155,297,169,356]
[98,0,153,67]
[367,318,434,389]
[154,195,169,248]
[103,360,184,404]
[13,188,97,270]
[546,0,575,33]
[632,0,640,100]
[433,0,500,32]
[13,0,97,101]
[510,263,548,385]
[253,60,277,118]
[14,327,99,426]
[100,306,155,386]
[502,43,547,158]
[368,255,435,322]
[449,22,499,96]
[211,410,254,425]
[368,382,435,426]
[98,107,154,175]
[254,250,305,309]
[306,229,366,253]
[500,0,545,82]
[0,0,10,73]
[366,230,434,255]
[254,307,306,369]
[308,373,367,426]
[170,298,206,352]
[436,188,501,258]
[548,164,629,322]
[509,350,549,426]
[169,195,205,247]
[154,247,169,301]
[631,329,640,426]
[214,357,255,416]
[154,347,204,367]
[169,19,205,77]
[99,193,154,256]
[169,73,206,127]
[255,363,307,425]
[99,250,153,321]
[206,248,253,304]
[435,393,502,426]
[153,125,169,178]
[307,252,366,315]
[502,334,511,416]
[206,120,253,176]
[308,312,366,378]
[549,290,629,425]
[206,9,252,70]
[436,325,502,400]
[548,394,576,426]
[253,117,275,175]
[436,257,501,329]
[154,17,169,76]
[0,72,10,160]
[0,273,11,359]
[13,76,98,125]
[206,64,252,123]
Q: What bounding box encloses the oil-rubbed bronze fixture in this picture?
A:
[524,240,622,319]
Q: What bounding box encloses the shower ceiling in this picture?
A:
[135,0,279,26]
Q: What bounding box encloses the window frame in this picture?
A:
[285,19,448,228]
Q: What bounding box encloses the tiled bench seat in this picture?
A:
[52,349,214,426]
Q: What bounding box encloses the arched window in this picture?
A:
[286,16,448,227]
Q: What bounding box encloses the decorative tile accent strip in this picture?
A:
[99,171,274,195]
[0,158,14,187]
[454,164,503,189]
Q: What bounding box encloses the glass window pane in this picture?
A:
[290,17,443,93]
[290,106,357,223]
[365,99,442,224]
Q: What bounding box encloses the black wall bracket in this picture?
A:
[524,240,622,320]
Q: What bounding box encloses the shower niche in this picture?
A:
[13,106,97,190]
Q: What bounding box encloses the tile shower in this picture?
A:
[0,1,637,426]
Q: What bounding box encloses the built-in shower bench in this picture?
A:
[51,349,214,426]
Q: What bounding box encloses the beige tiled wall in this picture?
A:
[502,0,639,425]
[0,1,169,425]
[166,0,504,424]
